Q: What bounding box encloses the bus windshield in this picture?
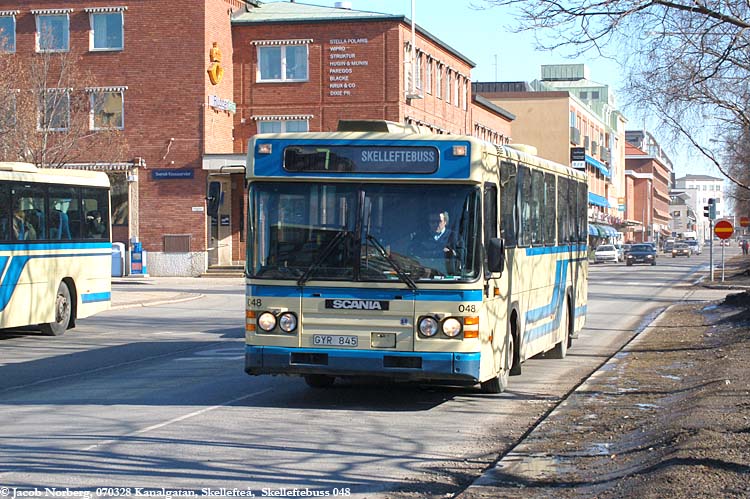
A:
[248,182,481,283]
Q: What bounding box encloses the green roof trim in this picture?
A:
[232,1,475,67]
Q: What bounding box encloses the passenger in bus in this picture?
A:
[13,208,37,241]
[86,210,106,238]
[49,210,72,239]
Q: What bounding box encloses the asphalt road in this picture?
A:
[0,248,738,498]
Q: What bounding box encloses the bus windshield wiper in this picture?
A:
[365,234,418,290]
[297,230,350,286]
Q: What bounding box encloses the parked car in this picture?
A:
[626,243,657,266]
[685,240,702,255]
[672,242,691,258]
[663,241,674,253]
[622,243,632,258]
[594,244,619,264]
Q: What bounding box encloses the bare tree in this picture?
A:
[0,45,128,167]
[478,0,750,191]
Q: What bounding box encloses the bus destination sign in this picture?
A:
[283,145,439,173]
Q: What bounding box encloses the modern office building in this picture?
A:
[675,174,726,241]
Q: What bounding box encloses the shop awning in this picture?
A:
[586,154,610,178]
[599,224,618,236]
[588,192,610,208]
[588,224,600,236]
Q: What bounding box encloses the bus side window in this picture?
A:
[0,184,9,241]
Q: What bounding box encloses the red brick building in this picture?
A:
[0,1,513,275]
[624,134,673,244]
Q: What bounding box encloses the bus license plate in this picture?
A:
[313,335,359,347]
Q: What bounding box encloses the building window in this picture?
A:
[580,91,588,100]
[257,119,309,133]
[257,44,308,82]
[34,12,70,52]
[446,70,451,104]
[89,88,125,130]
[463,80,468,111]
[425,58,432,94]
[436,65,443,99]
[88,10,125,51]
[0,12,17,53]
[38,89,70,131]
[591,90,600,100]
[454,75,460,107]
[415,51,423,91]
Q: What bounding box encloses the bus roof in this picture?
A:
[0,162,110,188]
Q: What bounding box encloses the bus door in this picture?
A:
[483,182,511,373]
[207,176,232,266]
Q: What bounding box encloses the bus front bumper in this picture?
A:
[245,346,481,384]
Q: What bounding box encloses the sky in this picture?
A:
[268,0,720,179]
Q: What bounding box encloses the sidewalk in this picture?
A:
[110,276,243,310]
[460,255,750,498]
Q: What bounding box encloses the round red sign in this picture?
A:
[714,220,734,240]
[740,216,749,228]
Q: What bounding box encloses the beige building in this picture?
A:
[474,65,628,239]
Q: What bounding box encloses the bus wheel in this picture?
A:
[41,282,72,336]
[304,374,335,388]
[481,335,512,393]
[548,301,570,359]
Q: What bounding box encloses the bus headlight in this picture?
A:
[257,311,277,332]
[418,316,439,337]
[278,312,298,333]
[442,317,462,337]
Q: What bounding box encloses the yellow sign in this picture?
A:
[207,42,223,85]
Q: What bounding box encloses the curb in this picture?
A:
[459,305,675,497]
[110,293,204,311]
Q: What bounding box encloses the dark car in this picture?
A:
[672,242,691,258]
[626,243,657,266]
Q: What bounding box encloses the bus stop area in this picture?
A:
[110,276,242,311]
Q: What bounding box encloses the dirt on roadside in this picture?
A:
[464,255,750,499]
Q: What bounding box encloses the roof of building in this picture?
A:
[472,94,516,121]
[676,174,723,182]
[232,1,475,66]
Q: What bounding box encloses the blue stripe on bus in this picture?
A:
[575,305,587,318]
[246,345,482,380]
[524,244,587,256]
[82,292,111,303]
[0,242,112,251]
[0,252,111,312]
[0,256,8,279]
[524,259,571,342]
[247,285,482,302]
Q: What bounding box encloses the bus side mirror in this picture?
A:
[207,181,222,218]
[487,237,505,274]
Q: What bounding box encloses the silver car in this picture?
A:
[594,244,619,264]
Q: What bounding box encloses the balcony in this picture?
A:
[592,141,599,157]
[570,127,581,145]
[584,135,590,151]
[600,145,610,162]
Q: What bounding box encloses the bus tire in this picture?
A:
[40,282,72,336]
[481,334,512,393]
[509,313,522,376]
[304,374,335,388]
[548,300,571,359]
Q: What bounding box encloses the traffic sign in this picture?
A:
[740,216,749,228]
[714,220,734,239]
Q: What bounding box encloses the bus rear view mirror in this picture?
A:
[207,181,222,218]
[487,237,505,273]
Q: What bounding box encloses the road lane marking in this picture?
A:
[82,387,273,451]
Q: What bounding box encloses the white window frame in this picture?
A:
[253,40,311,83]
[86,7,126,52]
[446,70,452,104]
[462,79,468,111]
[33,10,72,53]
[255,118,310,133]
[0,11,18,53]
[436,64,443,99]
[38,88,70,131]
[415,51,422,91]
[454,74,460,107]
[88,86,126,130]
[425,57,432,95]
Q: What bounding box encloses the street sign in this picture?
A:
[714,220,734,240]
[740,216,749,228]
[570,147,585,170]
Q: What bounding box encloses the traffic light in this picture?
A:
[704,198,717,219]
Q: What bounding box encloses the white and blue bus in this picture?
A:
[244,124,588,392]
[0,162,111,336]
